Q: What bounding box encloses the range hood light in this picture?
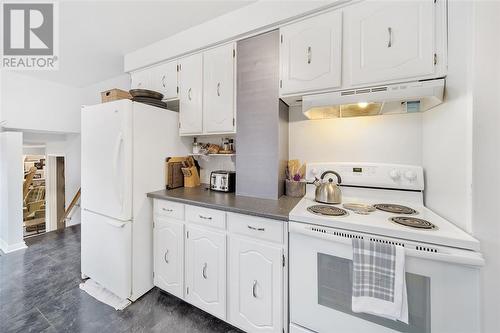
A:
[303,102,383,119]
[341,102,383,117]
[303,106,340,120]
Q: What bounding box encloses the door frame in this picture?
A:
[46,154,65,232]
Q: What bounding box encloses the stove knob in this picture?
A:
[389,169,401,180]
[404,170,417,181]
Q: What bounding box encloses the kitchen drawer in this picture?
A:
[154,200,184,220]
[227,213,284,244]
[186,205,226,230]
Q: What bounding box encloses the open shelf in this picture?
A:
[189,153,235,157]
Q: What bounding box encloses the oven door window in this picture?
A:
[318,253,431,333]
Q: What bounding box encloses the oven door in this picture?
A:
[289,222,482,333]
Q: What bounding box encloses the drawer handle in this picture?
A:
[252,280,258,298]
[199,215,212,220]
[248,225,265,232]
[202,263,208,279]
[307,46,312,64]
[217,82,221,96]
[164,250,169,264]
[387,27,393,48]
[162,208,173,212]
[161,75,166,88]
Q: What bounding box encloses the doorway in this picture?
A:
[23,154,47,237]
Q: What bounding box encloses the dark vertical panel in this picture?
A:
[236,30,288,199]
[56,156,65,229]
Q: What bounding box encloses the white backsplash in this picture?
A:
[196,156,236,184]
[189,135,236,184]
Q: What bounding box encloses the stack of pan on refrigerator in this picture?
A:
[129,89,168,109]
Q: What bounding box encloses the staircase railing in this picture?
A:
[59,188,81,228]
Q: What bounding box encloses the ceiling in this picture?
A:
[21,1,254,87]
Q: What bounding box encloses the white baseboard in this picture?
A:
[0,238,27,253]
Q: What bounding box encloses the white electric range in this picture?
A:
[289,162,484,333]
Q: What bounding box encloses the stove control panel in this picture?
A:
[306,162,424,191]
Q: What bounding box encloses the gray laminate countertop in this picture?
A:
[147,185,302,221]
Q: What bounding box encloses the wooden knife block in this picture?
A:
[183,166,200,187]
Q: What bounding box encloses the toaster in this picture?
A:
[210,170,236,192]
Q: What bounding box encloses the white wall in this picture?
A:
[289,106,422,165]
[0,132,26,253]
[0,72,82,133]
[470,2,500,333]
[422,1,474,232]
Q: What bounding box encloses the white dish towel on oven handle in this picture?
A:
[351,239,408,323]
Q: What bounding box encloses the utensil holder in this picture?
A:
[285,179,306,197]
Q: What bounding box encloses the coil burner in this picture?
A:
[390,216,437,230]
[374,203,418,215]
[307,205,348,217]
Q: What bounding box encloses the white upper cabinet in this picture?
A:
[178,53,203,135]
[345,1,436,86]
[130,69,150,90]
[203,43,236,134]
[151,61,178,100]
[185,225,226,319]
[280,10,342,95]
[153,218,184,299]
[229,236,283,333]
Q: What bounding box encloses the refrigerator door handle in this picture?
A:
[103,218,127,228]
[113,132,124,211]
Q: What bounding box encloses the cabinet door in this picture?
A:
[229,237,283,333]
[179,53,203,135]
[130,69,150,90]
[346,1,436,85]
[186,225,226,319]
[203,43,235,133]
[152,61,178,100]
[154,218,184,299]
[280,10,342,95]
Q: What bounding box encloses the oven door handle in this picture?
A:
[290,222,485,267]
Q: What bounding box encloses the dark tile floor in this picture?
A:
[0,225,242,333]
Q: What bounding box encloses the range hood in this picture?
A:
[301,79,445,119]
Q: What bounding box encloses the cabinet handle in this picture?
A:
[217,82,221,96]
[161,75,166,88]
[387,27,393,48]
[164,250,169,264]
[252,280,258,298]
[307,46,312,64]
[188,88,192,101]
[247,225,265,232]
[199,215,212,220]
[162,208,173,212]
[202,263,208,279]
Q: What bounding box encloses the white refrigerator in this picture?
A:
[81,99,188,301]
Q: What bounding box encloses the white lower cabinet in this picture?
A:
[185,224,227,320]
[153,218,184,299]
[153,201,286,332]
[229,236,283,333]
